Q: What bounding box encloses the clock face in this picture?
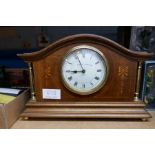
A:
[61,45,109,95]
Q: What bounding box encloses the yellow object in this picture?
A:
[0,94,16,104]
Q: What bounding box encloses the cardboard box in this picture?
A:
[0,89,30,129]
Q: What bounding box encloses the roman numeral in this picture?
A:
[74,81,78,86]
[68,76,72,81]
[97,69,102,72]
[66,60,72,64]
[90,82,94,86]
[82,52,85,58]
[74,54,78,59]
[95,61,99,64]
[83,84,85,88]
[94,76,100,80]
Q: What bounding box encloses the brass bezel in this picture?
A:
[61,45,109,95]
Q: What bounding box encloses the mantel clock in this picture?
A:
[18,34,154,120]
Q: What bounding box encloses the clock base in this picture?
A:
[20,100,151,120]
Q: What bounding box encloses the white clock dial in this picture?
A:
[61,45,109,95]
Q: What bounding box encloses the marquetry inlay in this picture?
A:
[118,66,128,78]
[44,66,52,78]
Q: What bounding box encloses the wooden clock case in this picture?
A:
[18,34,154,120]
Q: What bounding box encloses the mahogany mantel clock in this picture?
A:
[18,34,154,120]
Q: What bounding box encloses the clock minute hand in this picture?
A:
[76,55,85,72]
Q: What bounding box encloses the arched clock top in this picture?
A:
[17,34,154,62]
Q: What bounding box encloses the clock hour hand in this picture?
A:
[66,70,85,73]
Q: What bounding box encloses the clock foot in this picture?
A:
[142,118,148,122]
[23,117,29,120]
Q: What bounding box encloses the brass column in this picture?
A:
[134,61,142,101]
[28,62,36,101]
